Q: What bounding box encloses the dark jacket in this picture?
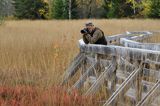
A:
[83,27,107,45]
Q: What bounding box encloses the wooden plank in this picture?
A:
[120,38,160,51]
[106,34,127,44]
[79,41,160,62]
[136,80,160,106]
[103,67,142,106]
[106,31,152,44]
[68,62,98,92]
[61,53,86,85]
[85,57,117,95]
[129,33,152,41]
[129,31,152,35]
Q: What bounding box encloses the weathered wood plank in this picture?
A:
[68,62,98,92]
[129,31,152,35]
[103,67,142,106]
[129,32,152,41]
[79,41,160,62]
[61,53,86,85]
[106,31,152,44]
[106,34,127,44]
[136,80,160,106]
[120,38,160,51]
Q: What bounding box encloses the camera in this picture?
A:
[80,29,88,34]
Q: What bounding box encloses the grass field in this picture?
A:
[0,19,160,105]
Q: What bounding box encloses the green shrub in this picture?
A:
[14,0,49,19]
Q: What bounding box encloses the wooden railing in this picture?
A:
[62,31,160,106]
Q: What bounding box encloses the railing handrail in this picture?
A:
[79,31,160,62]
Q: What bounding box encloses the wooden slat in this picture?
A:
[103,67,142,106]
[61,53,86,85]
[68,62,98,92]
[136,80,160,106]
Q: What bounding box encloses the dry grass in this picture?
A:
[0,19,159,86]
[0,19,160,105]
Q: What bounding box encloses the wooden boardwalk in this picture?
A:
[61,31,160,106]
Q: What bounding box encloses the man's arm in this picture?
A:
[85,30,103,44]
[83,34,89,44]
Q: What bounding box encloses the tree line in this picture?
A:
[0,0,160,20]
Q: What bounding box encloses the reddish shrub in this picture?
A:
[0,86,98,106]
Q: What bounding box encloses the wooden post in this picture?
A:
[135,60,143,104]
[110,56,117,93]
[81,57,87,75]
[144,63,150,81]
[95,53,100,77]
[110,56,117,106]
[81,56,87,88]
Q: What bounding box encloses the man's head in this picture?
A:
[85,21,95,32]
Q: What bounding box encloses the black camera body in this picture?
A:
[80,29,88,34]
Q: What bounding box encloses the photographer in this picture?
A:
[81,22,107,45]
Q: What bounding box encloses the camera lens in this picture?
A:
[81,30,85,33]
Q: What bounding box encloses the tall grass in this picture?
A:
[0,19,159,105]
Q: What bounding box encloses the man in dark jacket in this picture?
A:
[81,22,107,45]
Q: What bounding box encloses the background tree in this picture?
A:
[77,0,104,18]
[51,0,78,19]
[66,0,78,19]
[51,0,67,19]
[103,0,128,18]
[14,0,49,19]
[149,0,160,18]
[0,0,14,17]
[0,0,14,24]
[136,0,152,18]
[1,0,160,19]
[103,0,148,18]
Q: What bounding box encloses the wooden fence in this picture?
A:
[61,31,160,106]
